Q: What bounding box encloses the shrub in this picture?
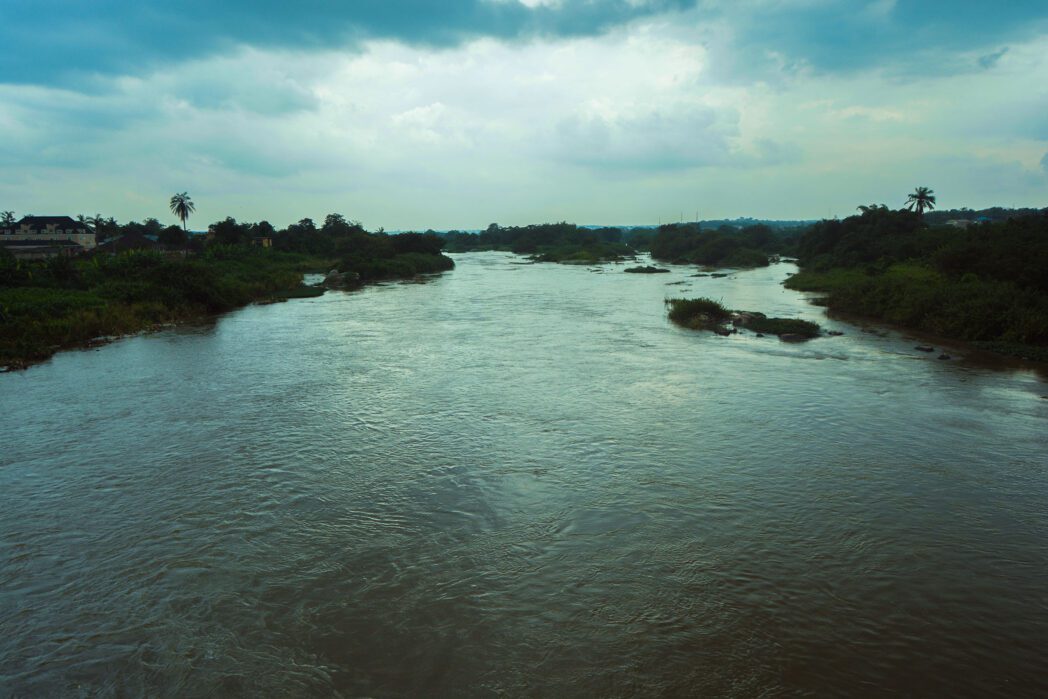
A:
[666,297,730,329]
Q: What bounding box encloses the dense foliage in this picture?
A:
[0,248,318,367]
[650,223,798,267]
[923,206,1044,226]
[735,315,821,338]
[442,222,634,262]
[787,206,1048,357]
[0,212,455,368]
[666,297,819,338]
[666,297,730,328]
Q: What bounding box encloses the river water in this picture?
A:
[2,253,1047,697]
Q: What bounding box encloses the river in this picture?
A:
[2,253,1047,696]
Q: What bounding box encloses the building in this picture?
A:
[0,216,97,258]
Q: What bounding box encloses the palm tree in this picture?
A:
[170,192,195,232]
[905,187,936,217]
[1,211,14,227]
[86,214,107,240]
[857,204,887,215]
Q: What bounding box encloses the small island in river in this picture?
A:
[666,297,822,341]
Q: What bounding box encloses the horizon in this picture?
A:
[2,2,1047,229]
[5,204,1042,236]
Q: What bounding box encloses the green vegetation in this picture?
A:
[786,204,1048,358]
[0,248,312,367]
[666,296,821,339]
[666,297,731,330]
[904,186,936,217]
[169,192,195,231]
[0,212,455,369]
[442,222,635,262]
[734,314,821,338]
[650,223,799,268]
[923,206,1043,226]
[267,285,327,301]
[529,242,633,264]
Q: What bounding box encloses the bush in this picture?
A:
[666,297,730,329]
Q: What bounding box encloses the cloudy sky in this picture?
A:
[1,0,1046,230]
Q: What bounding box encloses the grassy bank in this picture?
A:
[0,248,330,369]
[786,265,1048,358]
[786,208,1048,360]
[2,214,461,369]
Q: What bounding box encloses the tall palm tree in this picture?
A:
[170,192,195,232]
[905,187,936,217]
[1,211,14,226]
[86,214,107,240]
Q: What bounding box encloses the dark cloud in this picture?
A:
[4,1,1044,88]
[0,0,695,86]
[704,0,1047,81]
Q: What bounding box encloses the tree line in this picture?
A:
[787,202,1048,358]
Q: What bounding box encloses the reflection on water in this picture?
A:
[2,253,1047,696]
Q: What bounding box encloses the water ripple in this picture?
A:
[1,254,1046,696]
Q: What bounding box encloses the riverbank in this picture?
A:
[785,265,1048,363]
[0,249,327,370]
[0,247,453,371]
[787,208,1048,363]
